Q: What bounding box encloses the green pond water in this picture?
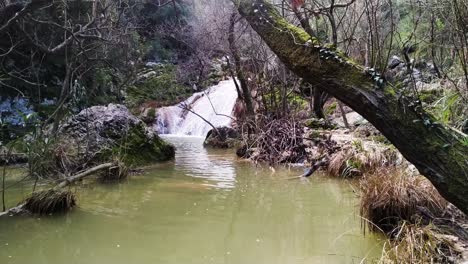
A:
[0,136,384,264]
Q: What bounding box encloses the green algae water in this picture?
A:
[0,136,383,264]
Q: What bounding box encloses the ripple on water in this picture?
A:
[165,135,237,189]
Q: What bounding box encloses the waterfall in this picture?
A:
[155,79,238,136]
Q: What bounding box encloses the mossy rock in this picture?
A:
[107,124,175,166]
[304,118,335,129]
[57,104,175,172]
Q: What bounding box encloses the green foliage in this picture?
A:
[144,39,176,62]
[461,137,468,147]
[429,91,466,128]
[139,1,191,27]
[352,140,364,152]
[419,89,443,104]
[325,102,337,116]
[127,64,190,108]
[341,159,362,178]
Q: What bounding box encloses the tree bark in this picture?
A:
[228,12,255,116]
[234,0,468,214]
[338,101,350,129]
[312,88,328,119]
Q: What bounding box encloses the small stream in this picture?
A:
[0,136,384,264]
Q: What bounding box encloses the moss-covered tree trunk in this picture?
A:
[234,0,468,214]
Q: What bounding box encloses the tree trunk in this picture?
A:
[235,0,468,214]
[56,163,114,189]
[229,12,255,116]
[338,101,350,129]
[313,88,328,119]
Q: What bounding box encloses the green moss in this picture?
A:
[280,20,316,44]
[304,118,335,129]
[147,108,156,120]
[105,124,175,166]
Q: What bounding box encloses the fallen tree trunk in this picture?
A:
[56,163,114,188]
[234,0,468,214]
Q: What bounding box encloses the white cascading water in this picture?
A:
[155,79,238,136]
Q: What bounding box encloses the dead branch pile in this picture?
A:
[240,118,307,164]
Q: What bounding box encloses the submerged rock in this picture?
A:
[204,126,241,148]
[59,104,174,167]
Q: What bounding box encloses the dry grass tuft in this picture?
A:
[328,143,399,178]
[380,222,461,264]
[359,169,446,233]
[359,170,467,263]
[23,189,76,215]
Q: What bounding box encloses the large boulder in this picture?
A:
[59,104,175,167]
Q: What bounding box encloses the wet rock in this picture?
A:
[59,104,174,166]
[204,126,240,148]
[388,56,402,69]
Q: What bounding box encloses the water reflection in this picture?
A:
[163,135,237,189]
[0,137,384,264]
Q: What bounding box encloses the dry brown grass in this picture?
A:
[358,169,467,263]
[359,169,446,233]
[328,143,399,178]
[380,222,461,263]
